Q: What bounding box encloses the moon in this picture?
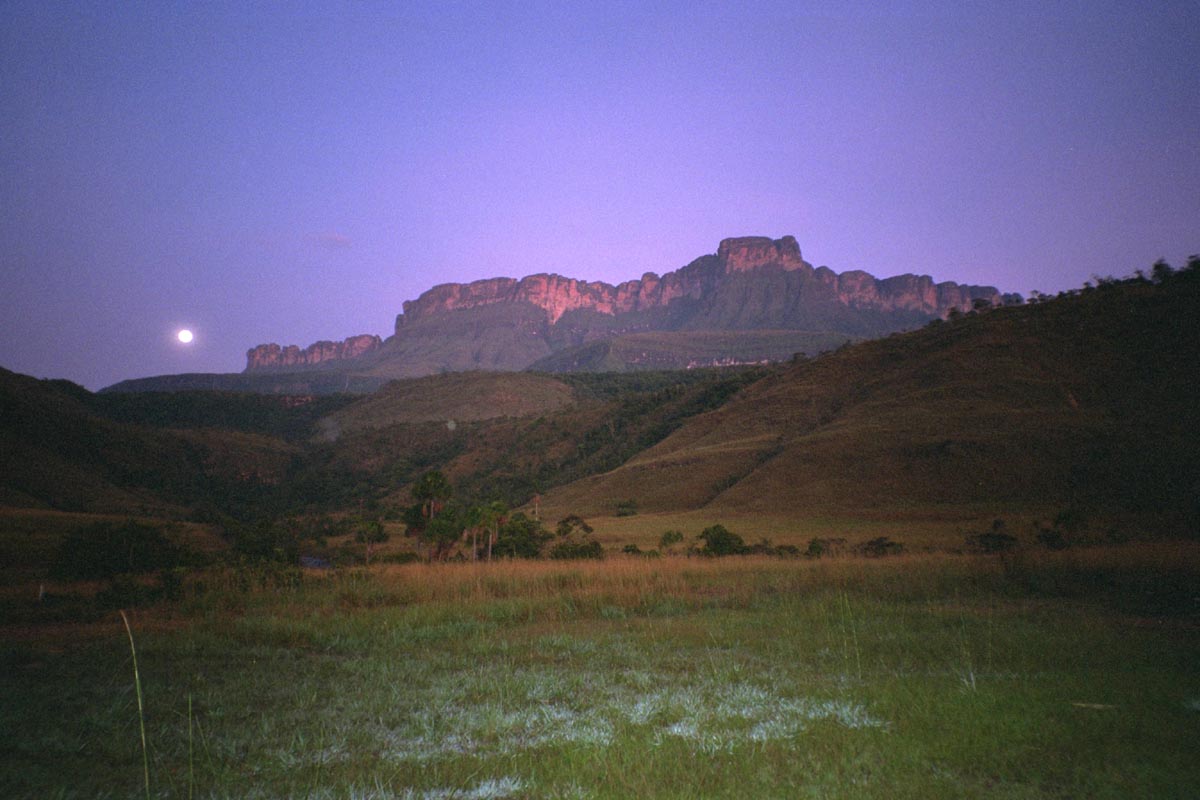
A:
[177,329,194,344]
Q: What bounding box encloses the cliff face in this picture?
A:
[396,235,1002,330]
[245,236,1012,374]
[246,334,382,371]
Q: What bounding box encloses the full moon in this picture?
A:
[177,329,194,344]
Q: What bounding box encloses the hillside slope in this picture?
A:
[322,372,579,436]
[0,370,298,515]
[541,273,1200,523]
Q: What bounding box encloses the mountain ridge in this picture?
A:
[242,236,1013,377]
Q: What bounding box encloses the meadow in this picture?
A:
[4,541,1199,799]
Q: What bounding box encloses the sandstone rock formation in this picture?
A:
[395,235,1002,330]
[246,334,381,371]
[245,236,1013,375]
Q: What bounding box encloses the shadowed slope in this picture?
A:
[542,276,1200,522]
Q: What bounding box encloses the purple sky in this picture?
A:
[3,2,1197,390]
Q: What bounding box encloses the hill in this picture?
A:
[321,372,579,436]
[0,369,300,515]
[527,330,858,372]
[539,270,1200,526]
[6,262,1197,537]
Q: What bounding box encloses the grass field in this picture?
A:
[3,542,1199,799]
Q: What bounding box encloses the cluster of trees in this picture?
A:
[397,471,599,561]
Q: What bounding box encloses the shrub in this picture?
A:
[615,499,639,517]
[658,530,684,550]
[556,514,594,537]
[747,537,775,555]
[222,516,305,563]
[622,543,642,555]
[966,519,1018,553]
[804,537,847,558]
[856,537,904,557]
[548,539,604,560]
[697,525,747,556]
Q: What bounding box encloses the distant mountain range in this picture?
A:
[105,236,1015,393]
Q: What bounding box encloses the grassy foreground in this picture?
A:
[3,545,1199,799]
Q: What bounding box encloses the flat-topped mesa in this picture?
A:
[398,272,682,328]
[716,235,807,273]
[245,334,381,372]
[396,235,997,331]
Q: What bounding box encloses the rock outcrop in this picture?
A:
[396,235,1002,330]
[245,236,1014,375]
[246,334,381,371]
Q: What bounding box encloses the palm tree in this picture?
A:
[483,501,508,562]
[412,471,452,521]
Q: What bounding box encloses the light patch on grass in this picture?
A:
[303,665,888,768]
[273,777,528,800]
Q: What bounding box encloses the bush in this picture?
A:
[556,514,594,537]
[658,530,684,550]
[226,518,300,563]
[615,499,639,517]
[856,537,904,557]
[804,537,847,558]
[549,540,604,560]
[492,513,552,559]
[697,525,746,556]
[966,520,1018,554]
[747,538,775,555]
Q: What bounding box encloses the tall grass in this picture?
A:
[5,542,1199,798]
[119,610,150,800]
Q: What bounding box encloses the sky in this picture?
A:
[2,1,1198,390]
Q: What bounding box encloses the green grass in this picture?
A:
[3,545,1199,798]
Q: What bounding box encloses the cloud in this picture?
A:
[308,231,352,250]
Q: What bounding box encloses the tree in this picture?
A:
[555,514,593,538]
[697,525,746,556]
[425,511,464,561]
[1151,258,1174,284]
[492,512,551,559]
[461,505,485,562]
[411,471,452,521]
[354,517,389,564]
[477,501,508,562]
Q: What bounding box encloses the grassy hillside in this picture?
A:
[101,370,390,395]
[323,371,579,435]
[316,367,771,510]
[6,265,1197,539]
[528,329,857,372]
[542,273,1200,527]
[0,369,299,516]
